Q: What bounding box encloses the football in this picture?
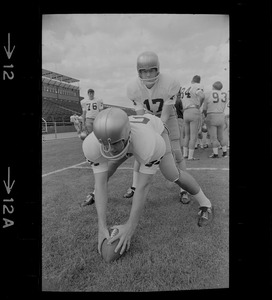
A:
[101,228,122,263]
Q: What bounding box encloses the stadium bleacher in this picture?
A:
[42,97,82,123]
[42,69,136,126]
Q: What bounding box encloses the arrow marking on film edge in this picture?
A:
[3,167,15,194]
[4,33,15,59]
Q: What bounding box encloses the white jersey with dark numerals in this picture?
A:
[82,114,166,175]
[203,90,228,114]
[180,82,204,109]
[81,98,103,119]
[127,73,180,117]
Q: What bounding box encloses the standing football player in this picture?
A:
[82,108,213,256]
[123,51,190,204]
[181,75,205,160]
[202,81,228,158]
[82,89,104,135]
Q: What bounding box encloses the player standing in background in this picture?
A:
[124,51,190,204]
[82,89,104,136]
[202,81,228,158]
[181,75,205,161]
[82,108,213,255]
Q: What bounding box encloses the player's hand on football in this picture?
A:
[98,227,110,255]
[108,224,135,255]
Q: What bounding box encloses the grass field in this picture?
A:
[42,136,229,292]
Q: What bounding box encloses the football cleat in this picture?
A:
[81,192,95,207]
[187,157,199,161]
[222,152,228,158]
[209,154,219,158]
[123,187,135,198]
[197,206,214,227]
[180,191,191,204]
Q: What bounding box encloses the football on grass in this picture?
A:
[101,228,122,263]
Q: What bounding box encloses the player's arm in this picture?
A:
[202,95,208,118]
[81,102,87,129]
[161,81,180,123]
[196,86,205,107]
[93,169,111,254]
[109,171,153,255]
[160,102,174,124]
[99,99,104,111]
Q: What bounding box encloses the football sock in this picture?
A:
[132,171,138,189]
[188,149,194,159]
[213,147,218,155]
[193,189,211,208]
[222,145,227,152]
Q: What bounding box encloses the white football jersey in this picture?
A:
[127,73,180,116]
[203,90,228,114]
[82,114,166,175]
[81,98,103,119]
[224,96,230,116]
[180,82,204,109]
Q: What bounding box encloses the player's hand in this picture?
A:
[108,223,135,255]
[98,227,110,255]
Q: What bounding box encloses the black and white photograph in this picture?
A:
[41,14,230,292]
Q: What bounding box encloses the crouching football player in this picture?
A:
[82,108,213,256]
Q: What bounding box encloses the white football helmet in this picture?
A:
[93,108,131,160]
[137,51,160,87]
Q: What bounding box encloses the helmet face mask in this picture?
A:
[100,136,131,160]
[93,108,131,161]
[137,51,160,87]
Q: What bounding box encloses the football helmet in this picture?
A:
[93,108,131,160]
[212,81,223,90]
[80,130,88,140]
[137,51,160,86]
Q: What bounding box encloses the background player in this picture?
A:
[124,51,190,204]
[70,114,83,139]
[202,81,228,158]
[82,88,104,136]
[181,75,205,161]
[82,108,213,255]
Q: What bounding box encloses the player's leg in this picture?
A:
[208,124,219,158]
[160,130,213,226]
[167,115,190,203]
[188,112,201,160]
[217,117,228,157]
[183,117,190,158]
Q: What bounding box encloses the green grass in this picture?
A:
[42,138,229,291]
